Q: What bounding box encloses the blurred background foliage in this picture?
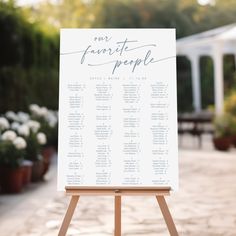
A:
[0,0,59,113]
[1,0,236,113]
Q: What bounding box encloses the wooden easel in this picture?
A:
[58,186,179,236]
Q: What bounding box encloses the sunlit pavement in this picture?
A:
[0,134,236,236]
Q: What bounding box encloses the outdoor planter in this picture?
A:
[0,132,27,192]
[230,135,236,147]
[0,166,24,193]
[21,160,33,186]
[42,146,55,175]
[213,137,231,151]
[31,159,44,182]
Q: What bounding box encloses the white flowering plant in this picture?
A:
[29,104,58,148]
[38,119,58,149]
[0,117,10,132]
[5,111,18,122]
[0,130,27,168]
[24,130,47,162]
[5,111,30,124]
[0,105,53,163]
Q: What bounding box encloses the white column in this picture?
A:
[213,42,224,115]
[189,54,201,112]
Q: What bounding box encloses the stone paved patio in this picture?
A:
[0,135,236,235]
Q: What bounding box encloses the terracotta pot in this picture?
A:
[31,159,44,182]
[42,146,54,175]
[230,135,236,147]
[42,161,50,176]
[213,137,231,151]
[21,160,33,186]
[0,166,24,193]
[42,146,55,160]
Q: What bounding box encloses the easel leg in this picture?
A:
[58,196,80,236]
[156,196,179,236]
[114,196,121,236]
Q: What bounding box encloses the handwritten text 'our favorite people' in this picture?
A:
[61,36,174,75]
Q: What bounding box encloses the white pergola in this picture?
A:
[177,23,236,114]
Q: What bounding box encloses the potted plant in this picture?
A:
[15,122,32,186]
[225,93,236,146]
[0,130,27,193]
[21,159,33,186]
[23,120,47,181]
[37,132,48,175]
[29,104,58,149]
[29,104,57,173]
[213,114,236,151]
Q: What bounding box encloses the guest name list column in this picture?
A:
[92,78,113,185]
[65,82,86,185]
[121,78,142,185]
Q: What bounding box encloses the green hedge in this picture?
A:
[0,67,58,112]
[0,2,59,113]
[177,56,193,113]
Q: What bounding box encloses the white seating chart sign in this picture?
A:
[57,29,178,191]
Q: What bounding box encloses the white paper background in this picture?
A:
[57,29,178,191]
